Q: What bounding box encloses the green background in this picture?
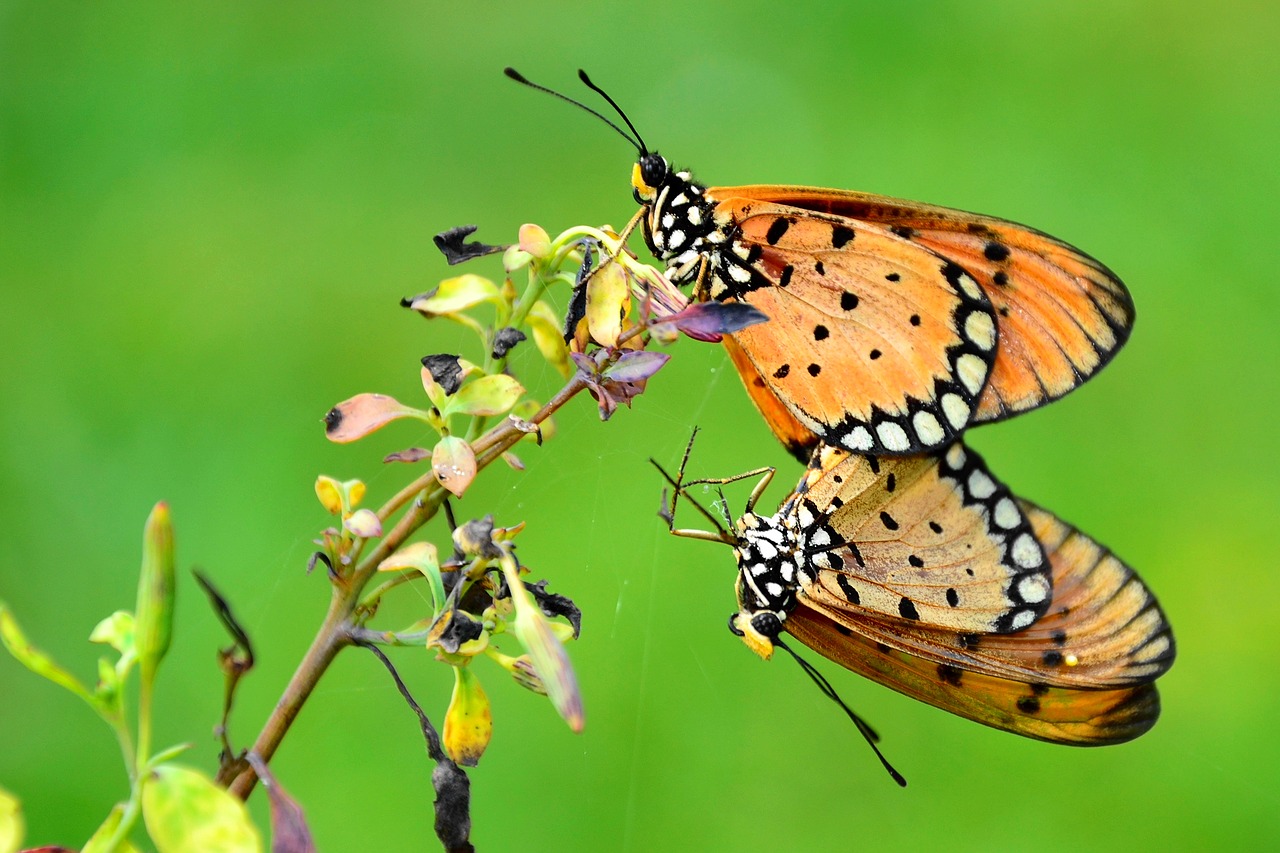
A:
[2,1,1276,850]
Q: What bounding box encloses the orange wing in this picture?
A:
[710,195,997,456]
[784,605,1160,745]
[777,497,1171,744]
[709,185,1133,453]
[781,444,1052,635]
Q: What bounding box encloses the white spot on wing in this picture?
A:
[957,271,983,301]
[876,421,910,452]
[797,505,815,527]
[841,426,874,451]
[956,353,987,396]
[1012,533,1044,569]
[993,497,1020,529]
[945,443,966,469]
[1018,574,1050,604]
[728,263,752,283]
[1009,609,1036,631]
[809,528,831,548]
[941,393,970,430]
[913,411,946,446]
[964,311,997,351]
[968,469,997,500]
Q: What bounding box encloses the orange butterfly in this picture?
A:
[659,439,1174,750]
[507,69,1134,457]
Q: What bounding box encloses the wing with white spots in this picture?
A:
[715,185,1133,430]
[709,196,998,456]
[782,603,1161,745]
[796,501,1175,689]
[789,444,1051,634]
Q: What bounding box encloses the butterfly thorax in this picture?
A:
[632,154,736,288]
[733,512,806,618]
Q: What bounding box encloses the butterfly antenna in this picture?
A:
[774,636,908,788]
[576,69,649,154]
[504,67,641,152]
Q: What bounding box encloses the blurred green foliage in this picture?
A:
[2,1,1277,850]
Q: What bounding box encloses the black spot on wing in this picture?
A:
[898,597,919,620]
[778,265,793,287]
[937,663,963,686]
[1016,696,1041,714]
[808,363,822,377]
[831,224,854,248]
[813,325,829,341]
[841,291,859,310]
[766,218,790,245]
[879,511,899,531]
[885,272,900,282]
[773,364,790,379]
[836,575,860,605]
[984,241,1011,262]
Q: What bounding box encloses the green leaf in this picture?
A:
[405,274,502,316]
[431,436,477,498]
[135,503,176,687]
[90,610,136,655]
[142,764,263,853]
[0,601,96,706]
[0,786,23,853]
[585,261,628,347]
[83,802,144,853]
[525,300,572,378]
[446,374,525,418]
[377,542,445,613]
[501,559,584,733]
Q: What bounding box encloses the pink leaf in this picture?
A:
[324,394,426,443]
[432,437,477,498]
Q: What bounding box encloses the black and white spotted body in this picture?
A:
[633,153,771,300]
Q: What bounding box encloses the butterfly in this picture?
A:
[506,69,1134,458]
[658,437,1174,752]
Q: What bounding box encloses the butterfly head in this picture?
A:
[728,608,784,661]
[732,511,802,640]
[631,152,669,203]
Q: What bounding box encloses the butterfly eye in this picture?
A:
[639,153,667,188]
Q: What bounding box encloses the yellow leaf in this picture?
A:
[142,764,262,853]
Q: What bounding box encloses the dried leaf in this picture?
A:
[324,394,425,443]
[432,437,477,498]
[490,327,526,359]
[384,447,431,464]
[244,755,316,853]
[432,225,504,266]
[422,354,465,395]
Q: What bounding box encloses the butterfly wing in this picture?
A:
[715,185,1133,430]
[798,499,1174,689]
[783,604,1160,745]
[783,444,1052,634]
[709,196,998,456]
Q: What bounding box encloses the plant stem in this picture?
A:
[228,373,588,801]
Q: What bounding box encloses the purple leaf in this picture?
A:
[602,350,670,384]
